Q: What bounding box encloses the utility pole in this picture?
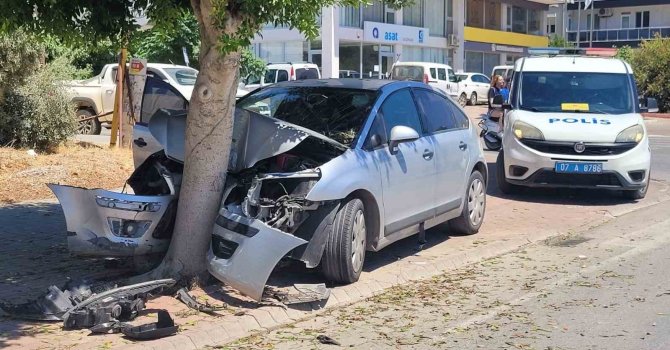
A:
[577,0,581,47]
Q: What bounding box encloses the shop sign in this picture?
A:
[363,21,430,46]
[491,44,525,54]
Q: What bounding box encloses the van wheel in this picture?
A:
[77,109,101,135]
[458,93,468,107]
[321,198,366,284]
[449,170,486,235]
[496,151,518,195]
[469,92,478,106]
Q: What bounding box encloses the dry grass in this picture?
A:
[0,142,134,204]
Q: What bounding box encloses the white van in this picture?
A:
[495,47,657,199]
[391,62,459,99]
[492,65,514,83]
[242,62,321,92]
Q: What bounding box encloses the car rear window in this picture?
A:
[163,68,198,86]
[392,65,424,81]
[295,68,319,80]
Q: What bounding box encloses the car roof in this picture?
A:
[393,61,453,68]
[517,56,631,74]
[270,78,429,91]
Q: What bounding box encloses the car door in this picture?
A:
[365,88,437,236]
[132,76,189,168]
[474,75,491,102]
[100,66,118,113]
[412,88,469,216]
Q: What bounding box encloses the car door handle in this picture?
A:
[105,90,114,94]
[423,149,434,160]
[459,142,468,151]
[133,138,147,147]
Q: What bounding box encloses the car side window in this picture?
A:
[471,75,480,83]
[140,76,188,124]
[481,75,491,84]
[449,99,470,129]
[246,75,261,85]
[147,68,168,81]
[437,68,447,81]
[264,69,277,84]
[378,89,423,139]
[364,114,387,149]
[277,70,289,82]
[413,89,458,133]
[429,68,437,80]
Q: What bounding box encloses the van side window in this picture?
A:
[429,68,437,80]
[264,69,277,84]
[277,70,289,82]
[437,68,447,81]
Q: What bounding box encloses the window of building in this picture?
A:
[403,0,423,27]
[635,11,650,28]
[425,0,446,37]
[547,15,556,34]
[528,9,541,35]
[621,13,631,29]
[340,6,361,27]
[512,6,527,34]
[467,0,485,28]
[363,1,384,23]
[485,0,501,30]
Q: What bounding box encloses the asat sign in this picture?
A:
[363,21,430,46]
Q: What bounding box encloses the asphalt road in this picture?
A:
[225,197,670,350]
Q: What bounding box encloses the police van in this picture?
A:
[494,47,658,199]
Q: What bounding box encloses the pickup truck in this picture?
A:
[67,63,197,135]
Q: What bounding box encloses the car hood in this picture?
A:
[148,108,347,172]
[511,110,644,143]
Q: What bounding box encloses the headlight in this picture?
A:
[615,124,644,143]
[513,121,545,140]
[107,218,151,238]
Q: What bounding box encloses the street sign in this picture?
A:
[129,58,147,76]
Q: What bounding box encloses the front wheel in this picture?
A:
[321,198,367,284]
[449,170,486,235]
[458,93,468,107]
[76,109,101,135]
[469,92,478,106]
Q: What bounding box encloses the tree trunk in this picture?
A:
[149,0,241,283]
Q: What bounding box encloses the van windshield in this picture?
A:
[519,72,634,115]
[392,66,423,81]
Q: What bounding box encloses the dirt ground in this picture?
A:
[0,142,134,203]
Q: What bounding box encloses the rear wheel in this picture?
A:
[496,151,518,195]
[469,92,478,106]
[449,170,486,235]
[458,93,468,107]
[77,109,101,135]
[321,198,366,284]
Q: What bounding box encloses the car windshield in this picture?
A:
[237,86,379,146]
[392,66,423,81]
[163,68,199,86]
[519,72,634,114]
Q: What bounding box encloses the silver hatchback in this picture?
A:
[207,79,488,300]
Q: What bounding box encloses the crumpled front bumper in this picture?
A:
[49,184,174,257]
[207,208,308,301]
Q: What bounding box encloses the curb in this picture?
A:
[117,215,618,350]
[643,113,670,119]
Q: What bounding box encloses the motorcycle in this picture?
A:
[478,110,503,151]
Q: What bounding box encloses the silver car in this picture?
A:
[207,79,488,300]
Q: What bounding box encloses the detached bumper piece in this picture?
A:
[207,209,308,301]
[121,309,179,340]
[49,184,174,257]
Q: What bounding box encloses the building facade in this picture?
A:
[562,0,670,48]
[249,0,550,77]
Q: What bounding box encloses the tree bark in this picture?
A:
[149,0,241,283]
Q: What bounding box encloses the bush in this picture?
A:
[630,36,670,113]
[0,33,78,152]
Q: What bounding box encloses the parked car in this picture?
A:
[66,63,197,135]
[491,65,514,83]
[455,72,492,107]
[339,70,361,78]
[241,62,321,92]
[50,77,488,301]
[496,47,657,200]
[390,61,460,100]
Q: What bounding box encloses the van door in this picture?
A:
[133,77,189,168]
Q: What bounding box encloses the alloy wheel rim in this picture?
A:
[78,116,92,134]
[459,94,467,106]
[351,209,366,272]
[467,178,486,226]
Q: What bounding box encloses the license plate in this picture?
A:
[555,162,603,174]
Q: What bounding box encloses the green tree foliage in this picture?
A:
[0,31,78,151]
[630,37,670,112]
[240,49,266,80]
[548,35,572,48]
[132,9,200,67]
[615,45,634,64]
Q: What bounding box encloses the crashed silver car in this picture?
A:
[52,77,488,301]
[207,79,489,300]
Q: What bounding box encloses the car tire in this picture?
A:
[77,109,101,135]
[321,198,366,284]
[623,171,650,200]
[470,92,478,106]
[484,137,502,151]
[449,170,486,235]
[458,93,468,107]
[496,151,518,195]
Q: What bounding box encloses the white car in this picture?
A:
[496,48,657,200]
[390,62,459,100]
[455,73,491,107]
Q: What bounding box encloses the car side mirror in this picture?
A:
[388,125,420,155]
[641,97,659,113]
